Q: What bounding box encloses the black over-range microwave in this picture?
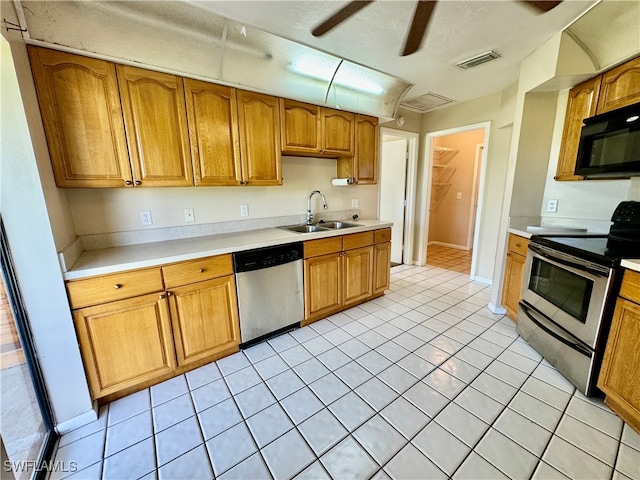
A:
[575,101,640,178]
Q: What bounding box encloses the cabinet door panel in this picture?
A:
[237,91,282,185]
[597,56,640,114]
[169,276,240,367]
[185,79,242,186]
[28,46,132,187]
[117,66,193,186]
[555,76,601,181]
[304,254,342,319]
[322,109,354,155]
[280,99,321,154]
[373,242,391,296]
[502,252,526,320]
[343,246,373,307]
[598,298,640,430]
[74,293,175,398]
[354,114,379,184]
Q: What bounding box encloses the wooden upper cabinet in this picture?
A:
[555,76,601,181]
[27,46,132,188]
[184,79,242,186]
[321,108,355,156]
[354,114,379,184]
[596,56,640,114]
[280,99,321,155]
[116,65,193,187]
[237,90,282,186]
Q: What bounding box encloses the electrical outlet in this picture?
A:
[140,211,153,226]
[547,199,559,213]
[184,208,195,222]
[351,198,359,208]
[240,204,249,217]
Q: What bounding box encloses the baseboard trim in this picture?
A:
[471,276,492,285]
[427,241,469,251]
[55,406,98,435]
[488,302,507,315]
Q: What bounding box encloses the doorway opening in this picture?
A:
[420,123,490,278]
[378,128,419,266]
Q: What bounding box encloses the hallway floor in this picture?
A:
[51,265,639,479]
[426,245,472,275]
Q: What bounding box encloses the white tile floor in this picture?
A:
[52,265,640,480]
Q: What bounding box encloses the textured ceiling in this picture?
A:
[188,0,600,110]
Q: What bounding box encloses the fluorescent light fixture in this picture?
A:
[290,58,385,96]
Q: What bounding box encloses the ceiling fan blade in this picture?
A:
[401,1,436,57]
[520,1,563,13]
[312,1,374,37]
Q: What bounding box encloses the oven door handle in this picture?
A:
[528,243,609,277]
[519,301,592,357]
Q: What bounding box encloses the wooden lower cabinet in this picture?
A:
[304,253,343,320]
[501,234,530,321]
[343,246,374,307]
[303,228,389,324]
[373,242,391,295]
[168,275,240,367]
[598,270,640,433]
[70,254,240,400]
[73,292,176,398]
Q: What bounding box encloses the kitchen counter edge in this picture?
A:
[621,259,640,273]
[64,220,393,281]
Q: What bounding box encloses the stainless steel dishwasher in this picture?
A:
[233,242,304,346]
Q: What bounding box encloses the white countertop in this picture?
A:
[64,219,392,280]
[621,259,640,273]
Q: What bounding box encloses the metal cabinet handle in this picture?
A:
[199,268,205,273]
[125,180,133,186]
[506,253,511,257]
[515,243,521,248]
[135,180,142,186]
[159,294,165,299]
[114,284,122,289]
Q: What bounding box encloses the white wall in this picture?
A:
[1,36,93,428]
[67,157,378,236]
[420,91,515,282]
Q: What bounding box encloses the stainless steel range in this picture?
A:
[517,201,640,396]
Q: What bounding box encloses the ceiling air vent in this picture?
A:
[401,92,454,112]
[456,50,501,69]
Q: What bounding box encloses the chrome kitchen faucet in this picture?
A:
[307,190,328,224]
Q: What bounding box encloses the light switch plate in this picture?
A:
[351,199,359,208]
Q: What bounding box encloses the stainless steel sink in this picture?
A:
[279,221,360,234]
[319,221,359,230]
[280,224,331,233]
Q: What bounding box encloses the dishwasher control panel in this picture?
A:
[233,242,303,273]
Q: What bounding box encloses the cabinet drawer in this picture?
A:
[508,234,529,257]
[304,237,343,258]
[620,270,640,303]
[374,228,391,244]
[67,268,164,309]
[163,254,233,289]
[343,231,374,250]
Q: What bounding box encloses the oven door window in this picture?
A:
[528,257,593,323]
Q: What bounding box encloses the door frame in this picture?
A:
[378,127,419,265]
[465,143,484,250]
[418,122,491,280]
